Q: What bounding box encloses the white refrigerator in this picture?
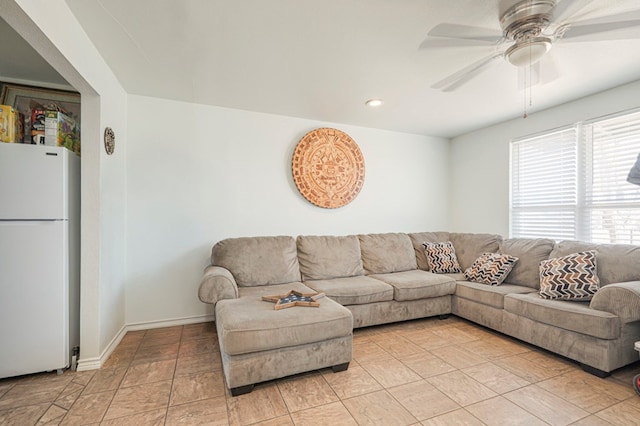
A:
[0,143,80,378]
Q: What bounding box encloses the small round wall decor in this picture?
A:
[104,127,115,155]
[292,128,365,209]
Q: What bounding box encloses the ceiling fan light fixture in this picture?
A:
[365,99,384,107]
[506,37,551,67]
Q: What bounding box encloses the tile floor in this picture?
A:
[1,316,639,425]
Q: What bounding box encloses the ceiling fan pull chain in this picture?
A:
[523,65,527,119]
[529,40,533,110]
[523,40,531,119]
[523,77,528,119]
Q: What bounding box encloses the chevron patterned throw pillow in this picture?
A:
[422,241,462,273]
[464,253,492,282]
[464,252,519,286]
[539,250,600,300]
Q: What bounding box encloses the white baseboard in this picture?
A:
[76,323,127,372]
[126,314,215,331]
[76,314,215,371]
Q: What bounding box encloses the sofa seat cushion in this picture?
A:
[455,281,536,309]
[216,289,353,356]
[304,276,394,306]
[504,292,620,340]
[369,270,456,301]
[442,272,466,281]
[237,282,316,298]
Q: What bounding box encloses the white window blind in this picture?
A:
[510,108,640,243]
[583,110,640,243]
[511,127,578,240]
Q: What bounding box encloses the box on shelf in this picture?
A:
[15,111,25,143]
[31,108,45,144]
[44,110,80,154]
[0,104,16,143]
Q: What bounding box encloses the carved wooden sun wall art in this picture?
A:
[292,128,365,209]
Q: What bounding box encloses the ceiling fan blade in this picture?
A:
[419,37,497,49]
[552,0,598,23]
[427,23,503,43]
[562,18,640,41]
[432,52,504,92]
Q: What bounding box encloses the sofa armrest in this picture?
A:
[198,265,239,304]
[590,281,640,323]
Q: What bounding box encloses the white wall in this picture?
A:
[4,0,128,368]
[450,79,640,236]
[125,95,450,324]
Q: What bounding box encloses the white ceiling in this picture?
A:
[5,1,640,138]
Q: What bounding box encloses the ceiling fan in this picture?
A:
[422,0,640,92]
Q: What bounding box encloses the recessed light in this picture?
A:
[365,99,384,107]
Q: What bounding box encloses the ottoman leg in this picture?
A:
[331,362,350,373]
[230,384,255,397]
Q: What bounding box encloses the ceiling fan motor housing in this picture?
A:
[500,0,555,40]
[501,0,556,67]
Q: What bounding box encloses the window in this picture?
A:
[510,109,640,244]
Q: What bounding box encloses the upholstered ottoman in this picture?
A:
[215,283,353,396]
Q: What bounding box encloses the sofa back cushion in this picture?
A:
[409,231,451,270]
[297,235,364,280]
[359,233,417,274]
[449,233,502,271]
[550,240,640,286]
[212,236,301,287]
[499,238,555,289]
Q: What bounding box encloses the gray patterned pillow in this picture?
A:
[539,251,600,300]
[422,241,462,274]
[464,252,519,286]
